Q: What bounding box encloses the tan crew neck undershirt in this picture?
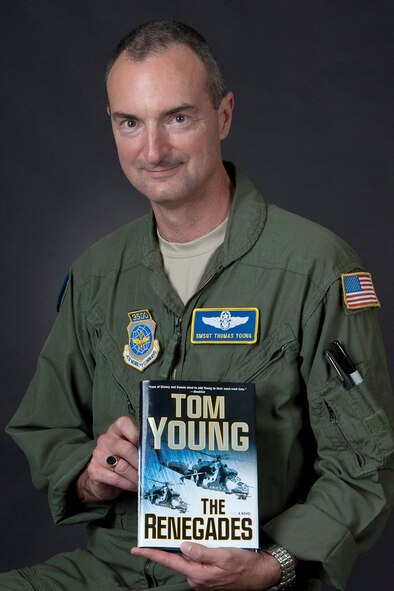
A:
[158,219,228,304]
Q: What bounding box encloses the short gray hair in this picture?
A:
[106,20,226,109]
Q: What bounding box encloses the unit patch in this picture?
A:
[191,308,259,344]
[341,272,380,310]
[123,309,160,371]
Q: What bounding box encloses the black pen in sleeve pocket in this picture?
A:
[324,349,354,389]
[331,341,363,386]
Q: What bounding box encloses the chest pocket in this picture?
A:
[228,324,299,389]
[87,307,142,427]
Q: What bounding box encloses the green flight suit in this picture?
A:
[3,164,394,590]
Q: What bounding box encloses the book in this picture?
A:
[138,380,259,550]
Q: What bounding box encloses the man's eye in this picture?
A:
[175,115,186,123]
[119,119,139,135]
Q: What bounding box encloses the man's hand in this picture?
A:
[131,543,282,590]
[77,416,139,503]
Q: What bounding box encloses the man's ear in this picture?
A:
[218,92,234,140]
[107,105,111,117]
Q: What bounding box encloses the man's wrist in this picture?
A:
[76,470,90,502]
[262,544,297,590]
[76,469,99,504]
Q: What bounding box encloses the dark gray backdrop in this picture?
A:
[1,1,392,589]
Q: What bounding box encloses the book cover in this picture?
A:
[138,380,259,549]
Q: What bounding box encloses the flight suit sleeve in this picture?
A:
[262,277,394,590]
[6,271,111,525]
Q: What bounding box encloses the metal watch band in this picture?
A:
[264,543,296,590]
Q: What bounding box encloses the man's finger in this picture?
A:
[88,463,135,490]
[181,542,224,565]
[104,454,136,479]
[109,416,139,444]
[95,443,139,472]
[131,547,199,578]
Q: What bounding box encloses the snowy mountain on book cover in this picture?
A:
[138,380,259,549]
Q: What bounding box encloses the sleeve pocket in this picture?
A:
[311,362,394,477]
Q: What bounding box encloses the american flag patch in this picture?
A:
[341,272,380,310]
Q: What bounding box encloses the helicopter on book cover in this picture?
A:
[155,448,251,500]
[143,477,188,513]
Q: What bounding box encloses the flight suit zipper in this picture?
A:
[198,271,217,293]
[171,316,183,379]
[324,401,365,469]
[245,343,291,382]
[170,269,221,380]
[93,328,136,418]
[111,369,134,417]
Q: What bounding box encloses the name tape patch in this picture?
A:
[191,308,259,344]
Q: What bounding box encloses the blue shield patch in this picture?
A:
[191,308,259,344]
[123,309,160,371]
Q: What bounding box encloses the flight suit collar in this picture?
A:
[142,162,268,275]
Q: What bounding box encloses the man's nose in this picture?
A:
[142,125,168,164]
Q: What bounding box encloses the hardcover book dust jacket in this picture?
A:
[138,380,259,549]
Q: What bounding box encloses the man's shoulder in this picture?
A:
[252,204,362,287]
[71,214,151,286]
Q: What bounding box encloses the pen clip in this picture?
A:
[324,349,353,389]
[330,341,354,374]
[329,341,363,386]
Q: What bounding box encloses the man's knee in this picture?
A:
[0,549,130,591]
[0,551,94,591]
[0,568,37,590]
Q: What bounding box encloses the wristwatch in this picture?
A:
[263,544,296,590]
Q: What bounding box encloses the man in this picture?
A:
[2,20,393,591]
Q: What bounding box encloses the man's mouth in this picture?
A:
[145,163,182,177]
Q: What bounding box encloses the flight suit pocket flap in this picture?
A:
[87,306,140,417]
[237,323,298,382]
[313,363,394,476]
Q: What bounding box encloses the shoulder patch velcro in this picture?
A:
[341,272,380,310]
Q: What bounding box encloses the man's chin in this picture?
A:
[145,191,186,206]
[137,181,190,205]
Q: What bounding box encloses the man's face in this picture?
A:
[106,44,233,207]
